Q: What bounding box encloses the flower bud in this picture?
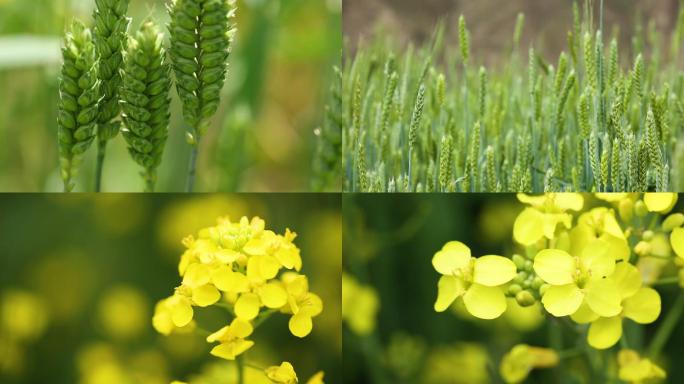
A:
[634,241,652,257]
[618,198,634,222]
[642,230,654,241]
[662,213,684,232]
[514,271,527,284]
[508,284,523,296]
[634,200,648,217]
[515,290,536,307]
[512,254,526,270]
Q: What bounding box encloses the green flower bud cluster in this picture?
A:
[120,21,171,192]
[508,254,546,307]
[168,0,237,142]
[57,21,101,192]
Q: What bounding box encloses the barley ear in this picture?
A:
[57,20,100,192]
[120,20,172,192]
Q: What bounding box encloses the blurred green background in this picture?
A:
[0,193,342,383]
[0,0,341,192]
[343,194,684,384]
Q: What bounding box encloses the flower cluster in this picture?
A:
[433,193,683,382]
[154,216,324,383]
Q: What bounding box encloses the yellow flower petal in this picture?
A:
[541,284,583,317]
[601,234,630,262]
[192,284,220,307]
[434,276,465,312]
[609,262,642,299]
[432,241,471,275]
[554,193,584,211]
[462,283,507,320]
[533,249,576,285]
[289,313,313,337]
[170,296,193,327]
[182,263,211,288]
[473,256,517,286]
[265,361,298,384]
[306,371,325,384]
[580,238,616,278]
[516,193,547,207]
[644,193,678,213]
[588,316,622,349]
[247,255,281,282]
[623,287,661,324]
[235,293,260,320]
[513,208,545,246]
[570,301,599,324]
[210,339,254,360]
[670,227,684,258]
[212,266,250,294]
[585,278,622,317]
[258,282,288,309]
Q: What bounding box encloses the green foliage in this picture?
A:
[167,0,237,141]
[312,67,343,192]
[343,2,684,192]
[120,21,171,192]
[57,21,100,192]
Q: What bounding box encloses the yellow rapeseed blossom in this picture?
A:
[265,361,298,384]
[618,349,666,383]
[570,207,629,261]
[342,272,379,335]
[500,344,559,383]
[571,263,661,349]
[153,216,323,361]
[433,241,516,319]
[513,193,583,246]
[643,193,678,214]
[533,240,622,317]
[280,272,324,338]
[206,318,255,360]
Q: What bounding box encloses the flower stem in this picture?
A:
[647,291,684,359]
[650,276,680,286]
[95,140,106,192]
[237,355,244,384]
[186,143,199,193]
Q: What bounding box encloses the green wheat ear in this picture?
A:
[57,20,101,192]
[92,0,130,191]
[93,0,130,140]
[168,0,236,140]
[120,20,172,192]
[312,66,343,192]
[168,0,237,191]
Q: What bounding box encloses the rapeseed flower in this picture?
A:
[342,272,379,335]
[433,241,516,319]
[500,344,559,383]
[571,263,661,349]
[570,207,629,261]
[533,240,622,317]
[513,193,583,246]
[265,361,298,384]
[618,349,666,383]
[154,215,323,370]
[206,318,254,360]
